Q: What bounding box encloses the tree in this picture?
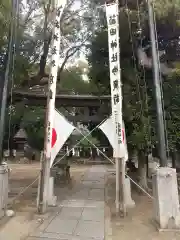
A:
[57,66,92,94]
[22,106,45,150]
[22,0,94,86]
[2,101,31,159]
[0,0,94,87]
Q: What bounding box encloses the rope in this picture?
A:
[75,127,153,199]
[125,174,153,199]
[53,120,153,199]
[8,174,40,208]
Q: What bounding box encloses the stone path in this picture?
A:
[27,165,107,240]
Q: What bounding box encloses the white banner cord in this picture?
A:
[74,128,153,199]
[7,129,153,208]
[52,116,109,167]
[52,121,153,199]
[75,128,115,165]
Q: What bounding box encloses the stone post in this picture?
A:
[0,165,9,218]
[124,177,135,208]
[152,167,180,229]
[48,176,57,207]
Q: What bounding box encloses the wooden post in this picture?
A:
[115,157,126,216]
[119,157,126,217]
[115,158,120,213]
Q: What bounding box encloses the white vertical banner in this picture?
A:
[98,116,128,161]
[105,3,124,158]
[45,1,66,161]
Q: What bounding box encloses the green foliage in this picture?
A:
[87,10,153,152]
[22,107,45,150]
[72,133,99,147]
[88,29,110,94]
[163,73,180,150]
[153,0,180,17]
[2,0,180,155]
[57,66,92,94]
[87,0,180,154]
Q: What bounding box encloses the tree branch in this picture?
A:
[59,44,85,74]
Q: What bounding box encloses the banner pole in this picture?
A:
[38,0,67,214]
[119,157,126,216]
[105,1,126,216]
[115,157,120,213]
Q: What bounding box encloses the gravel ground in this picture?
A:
[105,172,180,240]
[2,162,180,240]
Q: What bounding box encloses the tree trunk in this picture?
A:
[39,35,52,76]
[138,150,148,190]
[38,1,52,77]
[171,150,177,169]
[146,154,149,178]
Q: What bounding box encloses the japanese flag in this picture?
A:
[98,116,128,161]
[50,109,75,167]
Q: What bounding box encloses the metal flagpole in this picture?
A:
[105,0,126,216]
[147,0,167,167]
[0,0,18,164]
[38,0,67,214]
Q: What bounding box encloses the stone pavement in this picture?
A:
[27,165,107,240]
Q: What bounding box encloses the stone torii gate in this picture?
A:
[10,88,111,124]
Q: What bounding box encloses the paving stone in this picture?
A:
[67,200,86,207]
[71,189,90,199]
[59,199,71,206]
[90,188,104,195]
[59,199,86,207]
[88,189,104,201]
[45,219,78,235]
[89,167,107,173]
[72,237,103,240]
[57,207,83,219]
[84,200,105,209]
[28,236,104,240]
[74,220,104,239]
[81,208,104,221]
[81,181,99,186]
[28,166,106,240]
[29,231,44,238]
[27,238,57,240]
[29,232,72,239]
[92,183,105,189]
[80,181,105,189]
[83,173,105,181]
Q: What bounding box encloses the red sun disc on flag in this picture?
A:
[51,128,57,148]
[122,129,125,143]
